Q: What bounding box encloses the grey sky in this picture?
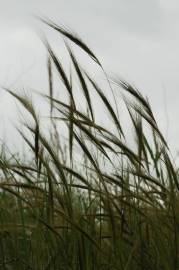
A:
[0,0,179,155]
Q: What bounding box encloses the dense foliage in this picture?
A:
[0,20,178,270]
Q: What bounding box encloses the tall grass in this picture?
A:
[0,19,178,269]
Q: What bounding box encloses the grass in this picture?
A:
[0,19,178,269]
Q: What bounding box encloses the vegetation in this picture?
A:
[0,19,178,269]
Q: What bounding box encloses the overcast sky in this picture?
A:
[0,0,179,156]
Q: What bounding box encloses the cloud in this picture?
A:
[0,0,179,153]
[100,0,164,37]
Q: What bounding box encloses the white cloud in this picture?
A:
[0,0,179,153]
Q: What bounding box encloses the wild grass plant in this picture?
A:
[0,19,178,269]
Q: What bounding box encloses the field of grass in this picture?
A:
[0,19,179,269]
